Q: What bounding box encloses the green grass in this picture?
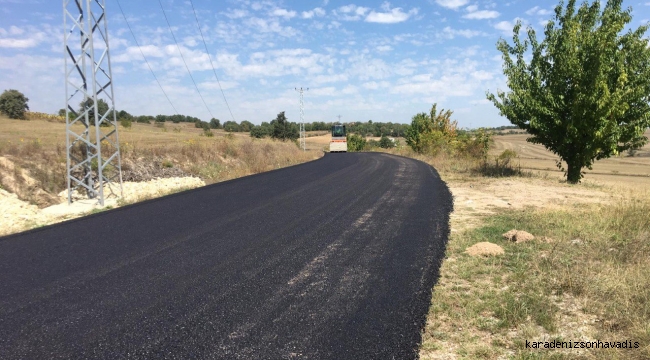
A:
[422,196,650,359]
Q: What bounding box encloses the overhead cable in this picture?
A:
[115,0,179,114]
[189,0,236,123]
[158,0,215,119]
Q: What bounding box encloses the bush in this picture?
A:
[250,126,268,139]
[378,135,395,149]
[347,133,366,152]
[202,128,214,137]
[195,121,210,130]
[0,89,29,119]
[135,116,152,124]
[120,118,132,128]
[366,139,380,149]
[474,149,525,177]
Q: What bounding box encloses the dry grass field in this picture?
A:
[0,116,321,235]
[490,130,650,189]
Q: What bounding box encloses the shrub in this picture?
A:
[250,126,268,139]
[120,118,132,128]
[0,89,29,119]
[202,128,214,137]
[366,139,380,149]
[378,135,395,149]
[474,149,525,177]
[347,133,366,152]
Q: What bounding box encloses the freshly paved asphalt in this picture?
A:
[0,152,453,359]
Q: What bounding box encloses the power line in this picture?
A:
[188,0,236,123]
[114,0,179,115]
[157,0,215,119]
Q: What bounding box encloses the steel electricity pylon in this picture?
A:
[63,0,123,205]
[295,87,308,151]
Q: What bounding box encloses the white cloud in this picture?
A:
[376,45,393,52]
[9,25,24,35]
[362,81,390,89]
[311,73,349,84]
[440,26,485,39]
[365,5,418,24]
[328,21,342,29]
[463,9,500,19]
[223,9,248,19]
[302,7,326,19]
[341,85,358,94]
[0,25,49,48]
[494,18,523,35]
[0,38,39,48]
[526,6,552,16]
[334,5,370,21]
[271,8,297,19]
[245,17,298,37]
[435,0,470,10]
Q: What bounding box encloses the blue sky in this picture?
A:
[1,0,650,127]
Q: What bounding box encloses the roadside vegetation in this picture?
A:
[0,115,319,210]
[410,0,650,358]
[421,195,650,359]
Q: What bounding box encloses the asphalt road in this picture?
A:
[0,152,453,359]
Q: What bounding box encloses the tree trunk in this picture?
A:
[566,161,582,184]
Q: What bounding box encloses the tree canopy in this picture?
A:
[0,89,29,119]
[487,0,650,183]
[271,111,299,141]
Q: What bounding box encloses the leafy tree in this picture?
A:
[0,89,29,119]
[223,121,241,132]
[79,98,110,124]
[271,111,299,141]
[250,122,274,138]
[379,135,395,149]
[250,126,268,138]
[405,104,457,154]
[240,120,254,132]
[487,0,650,183]
[210,118,221,129]
[346,133,366,151]
[134,115,151,124]
[117,110,133,121]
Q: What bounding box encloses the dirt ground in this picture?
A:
[491,130,650,189]
[0,177,205,237]
[447,176,616,232]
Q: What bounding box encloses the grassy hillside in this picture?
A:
[0,116,320,208]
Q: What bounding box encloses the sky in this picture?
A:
[1,0,650,128]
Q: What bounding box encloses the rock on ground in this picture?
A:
[465,242,504,257]
[502,229,535,243]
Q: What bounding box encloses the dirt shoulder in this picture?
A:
[0,177,205,237]
[419,173,650,359]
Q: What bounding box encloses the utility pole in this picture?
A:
[295,87,308,151]
[64,0,123,205]
[337,115,342,123]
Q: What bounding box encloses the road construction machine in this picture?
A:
[330,125,347,153]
